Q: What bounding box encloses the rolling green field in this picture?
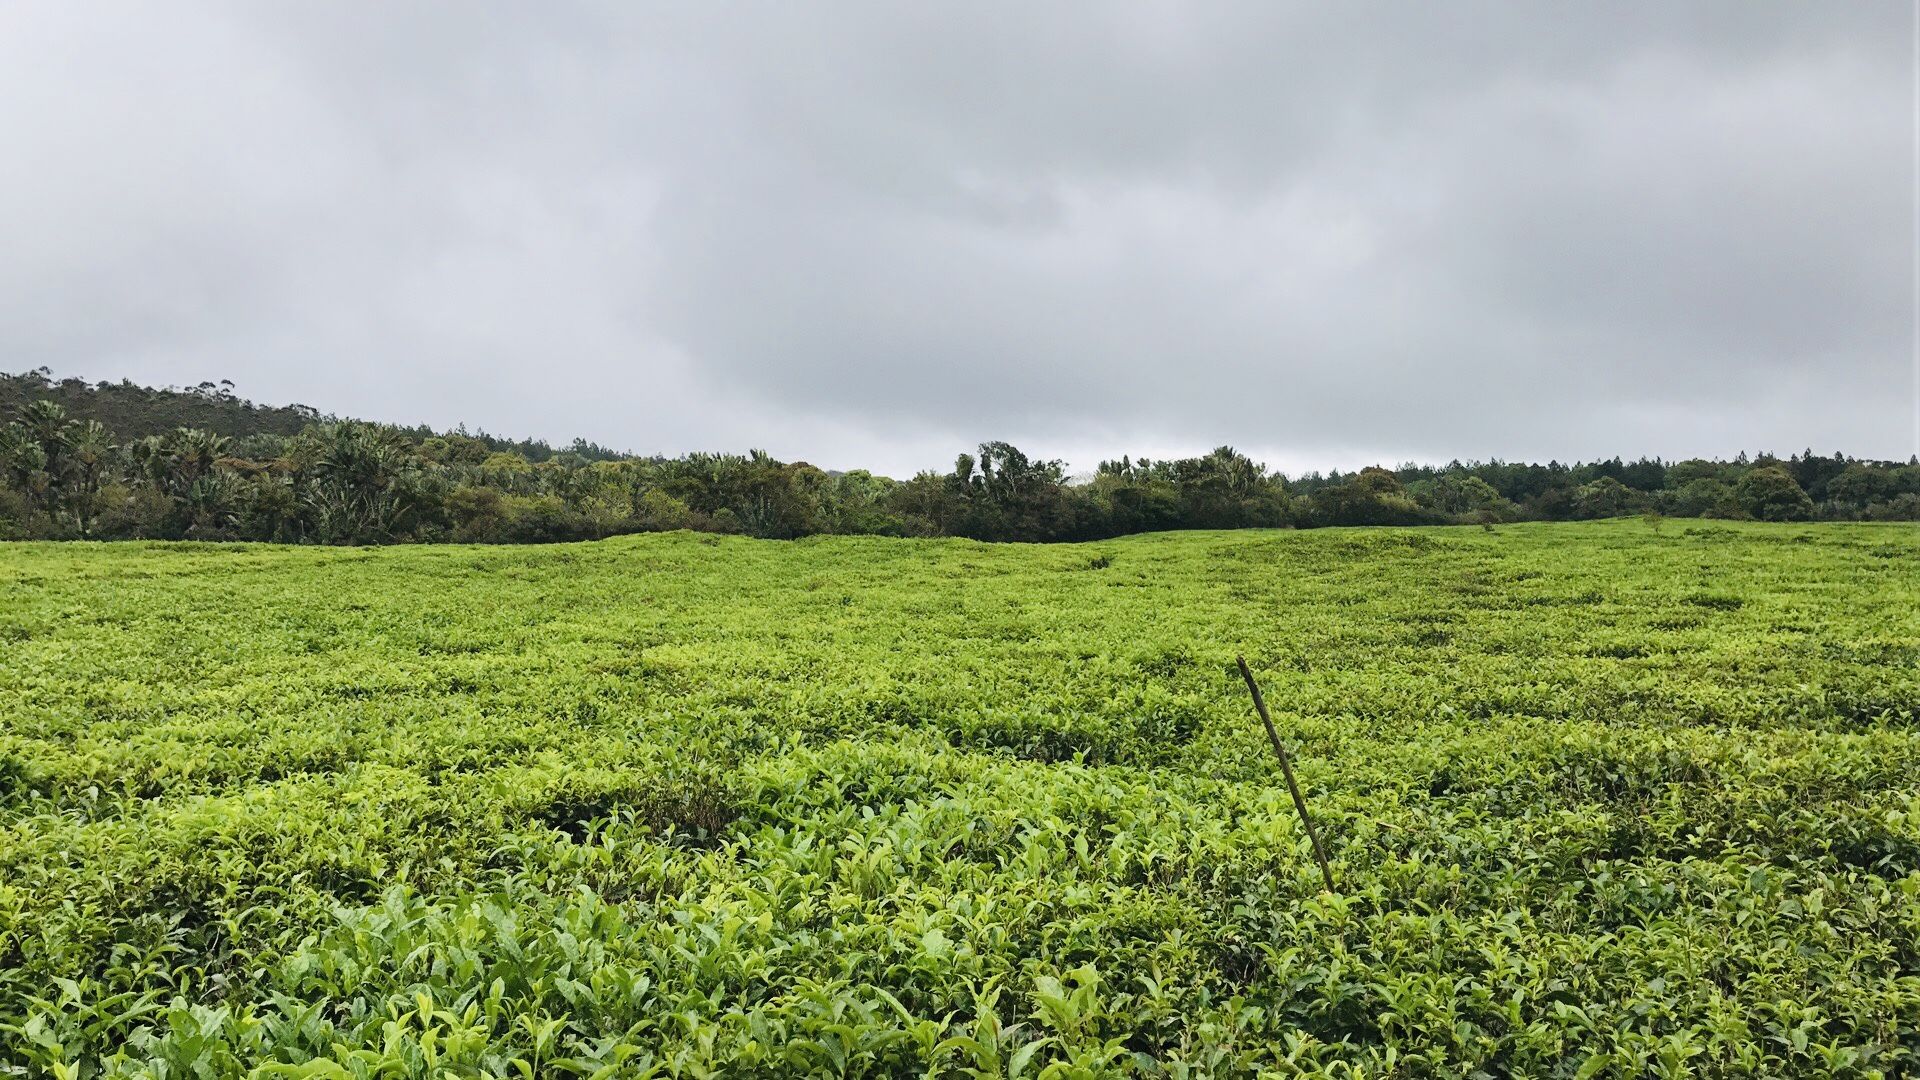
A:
[2,522,1917,1077]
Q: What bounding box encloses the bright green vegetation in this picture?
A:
[2,522,1917,1077]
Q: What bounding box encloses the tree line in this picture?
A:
[2,370,1916,544]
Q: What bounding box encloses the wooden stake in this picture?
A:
[1236,654,1336,893]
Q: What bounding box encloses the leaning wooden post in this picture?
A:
[1236,654,1336,893]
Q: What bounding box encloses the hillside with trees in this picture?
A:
[2,370,1916,543]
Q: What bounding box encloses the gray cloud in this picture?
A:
[0,2,1910,475]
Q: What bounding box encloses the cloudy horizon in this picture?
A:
[1,3,1913,477]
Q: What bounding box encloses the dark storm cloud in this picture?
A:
[0,2,1910,474]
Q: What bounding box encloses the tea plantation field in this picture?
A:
[2,522,1917,1077]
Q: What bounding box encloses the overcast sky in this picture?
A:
[1,3,1912,476]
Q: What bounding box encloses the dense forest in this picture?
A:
[3,368,1916,544]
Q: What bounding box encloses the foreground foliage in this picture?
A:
[1,521,1917,1076]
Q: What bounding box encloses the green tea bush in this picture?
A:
[0,521,1916,1075]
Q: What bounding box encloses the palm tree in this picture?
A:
[121,428,237,536]
[0,424,52,513]
[18,400,73,457]
[64,421,115,534]
[0,401,78,522]
[166,428,230,490]
[305,422,422,543]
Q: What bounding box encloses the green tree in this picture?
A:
[1735,465,1814,521]
[126,427,242,537]
[0,410,60,518]
[0,401,121,533]
[1415,472,1512,519]
[63,420,115,535]
[1311,467,1433,526]
[1663,478,1738,518]
[1171,446,1288,529]
[960,442,1073,540]
[1824,463,1895,506]
[300,423,427,543]
[1572,476,1637,519]
[822,470,903,535]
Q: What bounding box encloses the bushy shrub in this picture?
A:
[1737,465,1815,521]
